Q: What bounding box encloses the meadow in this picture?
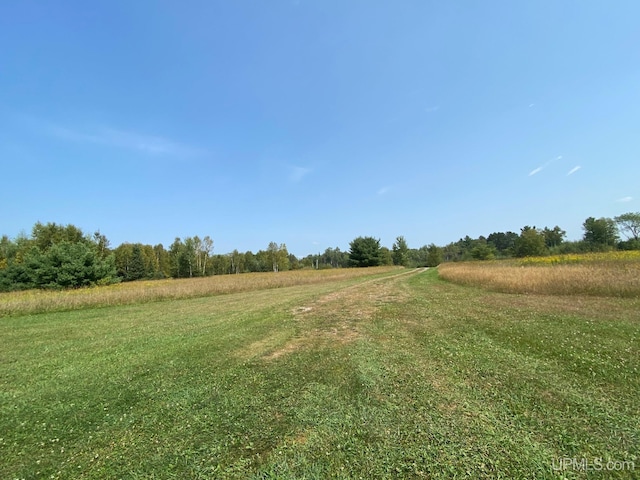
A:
[0,267,397,317]
[1,266,638,478]
[438,251,640,297]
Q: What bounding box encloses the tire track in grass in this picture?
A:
[261,268,428,360]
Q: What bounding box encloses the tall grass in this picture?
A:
[0,267,398,317]
[438,252,640,297]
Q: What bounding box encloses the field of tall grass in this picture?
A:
[0,267,398,317]
[438,251,640,297]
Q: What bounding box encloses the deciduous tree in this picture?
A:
[583,217,618,250]
[514,226,547,257]
[614,212,640,241]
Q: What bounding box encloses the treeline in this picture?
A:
[438,214,640,262]
[344,213,640,268]
[114,239,295,280]
[0,223,302,290]
[1,213,639,291]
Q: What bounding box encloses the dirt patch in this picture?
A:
[263,338,309,360]
[264,269,425,361]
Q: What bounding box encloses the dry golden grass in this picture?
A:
[0,267,398,317]
[438,255,640,297]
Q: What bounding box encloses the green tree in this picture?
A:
[0,235,18,270]
[277,244,290,271]
[267,242,280,272]
[288,253,300,270]
[92,231,111,259]
[470,243,496,260]
[31,242,115,289]
[392,236,409,266]
[114,243,134,279]
[614,212,640,241]
[192,235,214,276]
[210,254,231,275]
[244,251,258,272]
[169,238,186,278]
[514,226,547,257]
[1,224,116,291]
[229,249,243,274]
[31,222,84,252]
[542,226,566,249]
[201,236,213,275]
[583,217,618,250]
[255,249,271,272]
[127,244,147,281]
[487,232,518,256]
[379,247,393,266]
[442,242,462,262]
[349,237,381,267]
[153,244,171,278]
[425,244,443,267]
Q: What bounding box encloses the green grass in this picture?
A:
[1,268,638,478]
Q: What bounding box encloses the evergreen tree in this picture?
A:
[392,236,409,266]
[349,237,382,267]
[127,244,147,281]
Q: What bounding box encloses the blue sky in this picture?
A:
[1,1,639,257]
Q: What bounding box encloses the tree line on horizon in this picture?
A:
[0,213,638,291]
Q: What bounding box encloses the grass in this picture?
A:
[438,252,640,297]
[1,268,638,478]
[0,267,398,317]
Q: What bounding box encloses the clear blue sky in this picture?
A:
[1,1,639,257]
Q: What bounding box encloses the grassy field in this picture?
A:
[438,251,640,297]
[0,267,398,317]
[1,267,638,478]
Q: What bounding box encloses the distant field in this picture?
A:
[0,267,398,317]
[438,251,640,297]
[1,267,638,478]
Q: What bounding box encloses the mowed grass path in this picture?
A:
[1,268,638,478]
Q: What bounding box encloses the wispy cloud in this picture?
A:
[617,196,633,203]
[46,123,205,157]
[567,165,581,176]
[528,103,535,108]
[424,106,439,113]
[289,166,312,183]
[529,155,563,176]
[377,186,391,195]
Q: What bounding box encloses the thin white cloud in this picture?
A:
[289,166,312,183]
[567,166,581,176]
[425,106,439,113]
[617,196,633,203]
[528,154,563,176]
[529,103,535,108]
[377,186,391,195]
[46,123,205,157]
